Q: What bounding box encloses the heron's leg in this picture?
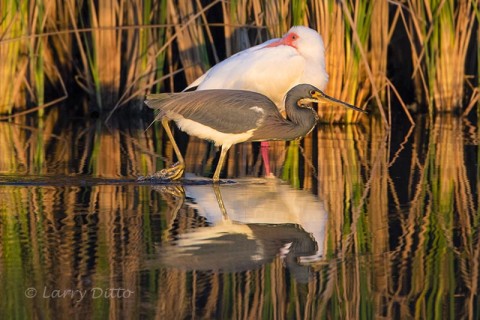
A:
[147,119,185,181]
[163,118,185,164]
[213,146,229,182]
[152,185,185,240]
[260,141,273,177]
[212,184,230,222]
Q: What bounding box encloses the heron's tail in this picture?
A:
[144,93,175,131]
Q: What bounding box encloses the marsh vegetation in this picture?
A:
[1,1,479,318]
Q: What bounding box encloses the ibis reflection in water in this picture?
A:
[143,84,366,182]
[151,177,328,282]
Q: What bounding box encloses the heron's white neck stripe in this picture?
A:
[249,106,264,114]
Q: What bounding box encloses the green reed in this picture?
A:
[310,0,387,124]
[281,141,300,188]
[0,1,28,114]
[30,0,45,111]
[153,1,168,94]
[111,0,169,112]
[401,0,477,113]
[145,0,168,95]
[292,0,307,26]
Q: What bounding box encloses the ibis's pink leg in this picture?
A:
[261,141,272,177]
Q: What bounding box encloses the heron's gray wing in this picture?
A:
[145,90,279,134]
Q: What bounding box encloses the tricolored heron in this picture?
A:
[185,26,328,176]
[145,83,366,182]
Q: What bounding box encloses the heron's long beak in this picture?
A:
[309,91,367,114]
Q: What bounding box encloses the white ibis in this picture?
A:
[185,26,329,176]
[144,84,365,182]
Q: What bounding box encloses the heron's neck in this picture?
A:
[284,96,318,138]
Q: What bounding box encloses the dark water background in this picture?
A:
[0,109,479,319]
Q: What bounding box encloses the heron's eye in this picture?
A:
[309,90,316,96]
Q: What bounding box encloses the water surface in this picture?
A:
[0,112,478,319]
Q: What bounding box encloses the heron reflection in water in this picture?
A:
[151,177,328,282]
[144,84,366,182]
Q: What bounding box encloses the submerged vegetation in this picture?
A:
[0,0,479,123]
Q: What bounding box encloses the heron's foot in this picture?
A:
[137,162,185,181]
[152,162,185,181]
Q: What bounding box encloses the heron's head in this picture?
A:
[292,84,367,114]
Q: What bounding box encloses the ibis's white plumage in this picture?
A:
[186,26,328,111]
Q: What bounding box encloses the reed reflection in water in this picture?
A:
[0,112,479,318]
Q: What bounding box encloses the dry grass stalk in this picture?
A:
[88,0,121,108]
[167,0,209,85]
[263,0,291,37]
[222,0,250,56]
[369,0,390,103]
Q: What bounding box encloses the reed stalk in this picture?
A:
[111,0,169,110]
[28,0,46,112]
[291,0,308,26]
[222,0,263,56]
[222,0,245,56]
[71,0,173,112]
[47,0,75,80]
[0,1,28,113]
[151,1,169,94]
[86,0,120,110]
[312,0,386,124]
[369,0,390,103]
[402,0,477,113]
[0,123,26,173]
[0,0,67,115]
[263,0,291,36]
[167,0,210,85]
